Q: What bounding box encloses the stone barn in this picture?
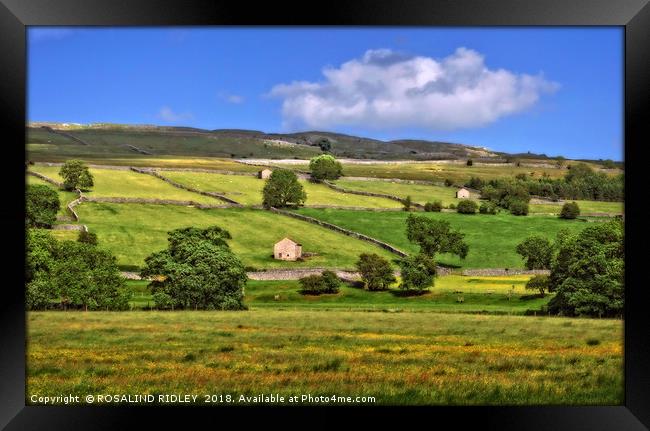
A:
[456,187,470,199]
[259,168,272,179]
[273,237,302,261]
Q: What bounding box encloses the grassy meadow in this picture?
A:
[73,203,396,270]
[160,170,401,208]
[128,275,551,314]
[29,166,222,205]
[334,178,477,206]
[529,200,623,215]
[26,310,623,405]
[295,209,592,269]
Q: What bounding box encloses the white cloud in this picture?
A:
[218,92,245,104]
[269,47,559,131]
[157,106,193,123]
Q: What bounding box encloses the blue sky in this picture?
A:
[28,27,623,160]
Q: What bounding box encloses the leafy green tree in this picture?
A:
[59,160,94,191]
[317,138,332,152]
[77,230,98,245]
[456,200,478,214]
[321,270,341,293]
[466,159,473,166]
[516,236,553,270]
[309,154,343,181]
[140,226,247,310]
[355,253,395,291]
[398,253,437,291]
[560,201,580,219]
[547,220,623,317]
[526,274,550,297]
[262,169,306,208]
[405,214,469,259]
[26,230,129,311]
[26,184,60,228]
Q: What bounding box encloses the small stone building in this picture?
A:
[273,237,302,261]
[259,168,272,179]
[456,187,470,199]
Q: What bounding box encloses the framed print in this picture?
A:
[1,0,649,428]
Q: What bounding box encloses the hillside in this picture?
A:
[28,122,521,162]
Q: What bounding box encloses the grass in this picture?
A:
[125,275,549,314]
[529,200,623,215]
[74,203,396,270]
[28,166,221,205]
[334,178,477,206]
[160,171,401,208]
[26,310,623,405]
[294,209,592,269]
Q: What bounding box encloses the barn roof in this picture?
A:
[275,237,302,246]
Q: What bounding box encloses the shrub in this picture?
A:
[456,200,478,214]
[509,200,529,216]
[444,178,454,187]
[526,275,550,297]
[448,203,456,210]
[560,201,580,219]
[466,159,473,166]
[298,270,341,295]
[77,230,98,245]
[26,184,60,228]
[424,201,442,212]
[479,201,497,214]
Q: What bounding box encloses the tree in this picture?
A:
[59,160,94,191]
[405,214,469,259]
[466,159,473,166]
[516,236,554,270]
[309,154,343,181]
[355,253,395,291]
[526,274,550,297]
[262,169,306,208]
[26,184,60,228]
[77,230,98,245]
[317,138,331,152]
[26,229,129,311]
[402,195,413,211]
[140,225,247,310]
[398,253,437,291]
[444,178,454,187]
[456,200,478,214]
[547,220,623,317]
[560,202,580,219]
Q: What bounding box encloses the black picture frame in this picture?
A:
[1,0,648,428]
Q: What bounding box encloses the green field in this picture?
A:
[74,203,395,270]
[295,209,591,269]
[128,275,551,314]
[160,171,401,208]
[334,178,477,206]
[29,166,221,205]
[26,310,623,405]
[529,200,623,215]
